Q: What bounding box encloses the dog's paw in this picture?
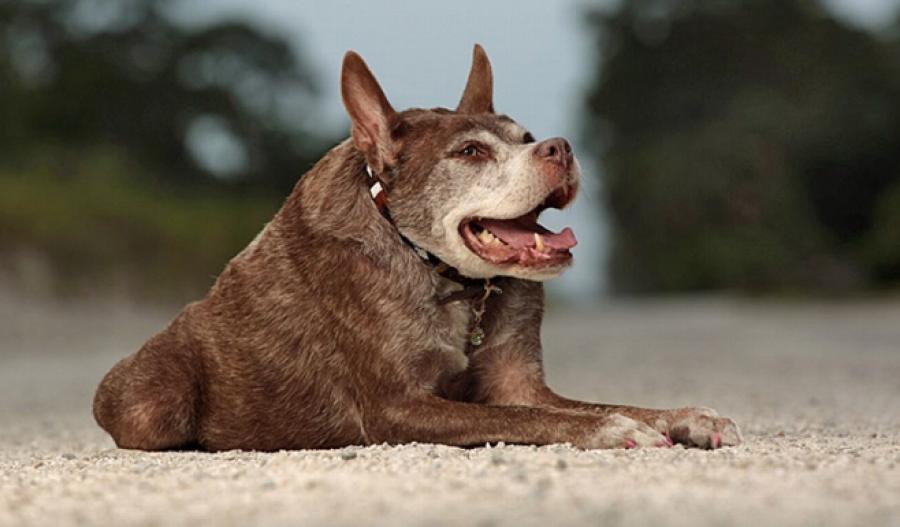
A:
[663,407,742,449]
[580,414,673,449]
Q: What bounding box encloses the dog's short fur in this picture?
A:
[93,45,741,451]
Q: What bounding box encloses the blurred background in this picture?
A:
[2,0,900,303]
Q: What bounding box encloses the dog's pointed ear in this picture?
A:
[341,51,397,173]
[457,44,494,114]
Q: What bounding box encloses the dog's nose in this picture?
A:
[534,137,573,169]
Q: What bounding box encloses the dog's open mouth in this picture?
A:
[459,187,577,267]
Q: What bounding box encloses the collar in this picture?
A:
[366,165,443,266]
[365,165,495,288]
[365,164,502,346]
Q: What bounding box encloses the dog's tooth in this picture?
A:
[477,229,496,244]
[534,233,545,252]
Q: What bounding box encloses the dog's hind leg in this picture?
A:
[93,333,202,451]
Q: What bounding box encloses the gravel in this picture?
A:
[1,292,899,527]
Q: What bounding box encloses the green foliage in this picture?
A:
[0,147,281,299]
[864,185,900,282]
[0,0,340,297]
[582,0,900,293]
[0,0,335,192]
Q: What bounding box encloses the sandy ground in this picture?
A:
[1,291,899,527]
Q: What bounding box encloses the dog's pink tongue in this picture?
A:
[478,218,577,250]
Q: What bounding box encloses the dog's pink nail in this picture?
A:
[624,439,637,449]
[711,432,721,449]
[655,440,672,448]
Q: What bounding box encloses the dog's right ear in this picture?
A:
[341,51,397,173]
[457,44,494,114]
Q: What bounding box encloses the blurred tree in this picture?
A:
[0,0,334,192]
[0,0,339,299]
[582,0,900,293]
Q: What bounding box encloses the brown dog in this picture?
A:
[93,45,741,452]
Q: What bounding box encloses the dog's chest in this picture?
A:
[437,298,472,357]
[433,296,472,369]
[409,285,474,388]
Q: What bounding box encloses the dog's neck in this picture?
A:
[364,164,484,289]
[364,163,502,346]
[365,164,443,268]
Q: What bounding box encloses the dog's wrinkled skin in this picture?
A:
[93,45,741,452]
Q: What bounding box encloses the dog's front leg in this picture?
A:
[361,394,669,449]
[468,278,741,449]
[435,279,741,449]
[466,344,741,449]
[472,345,742,449]
[533,391,742,449]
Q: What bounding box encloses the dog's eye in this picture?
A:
[454,142,491,160]
[523,132,535,144]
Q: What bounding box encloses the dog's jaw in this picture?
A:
[428,158,581,282]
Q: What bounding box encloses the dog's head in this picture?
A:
[341,45,579,281]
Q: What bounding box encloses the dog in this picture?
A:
[93,45,741,452]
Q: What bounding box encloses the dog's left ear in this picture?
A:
[457,44,494,114]
[341,51,398,173]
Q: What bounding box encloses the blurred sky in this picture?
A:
[174,0,900,300]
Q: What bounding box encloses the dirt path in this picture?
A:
[1,293,898,526]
